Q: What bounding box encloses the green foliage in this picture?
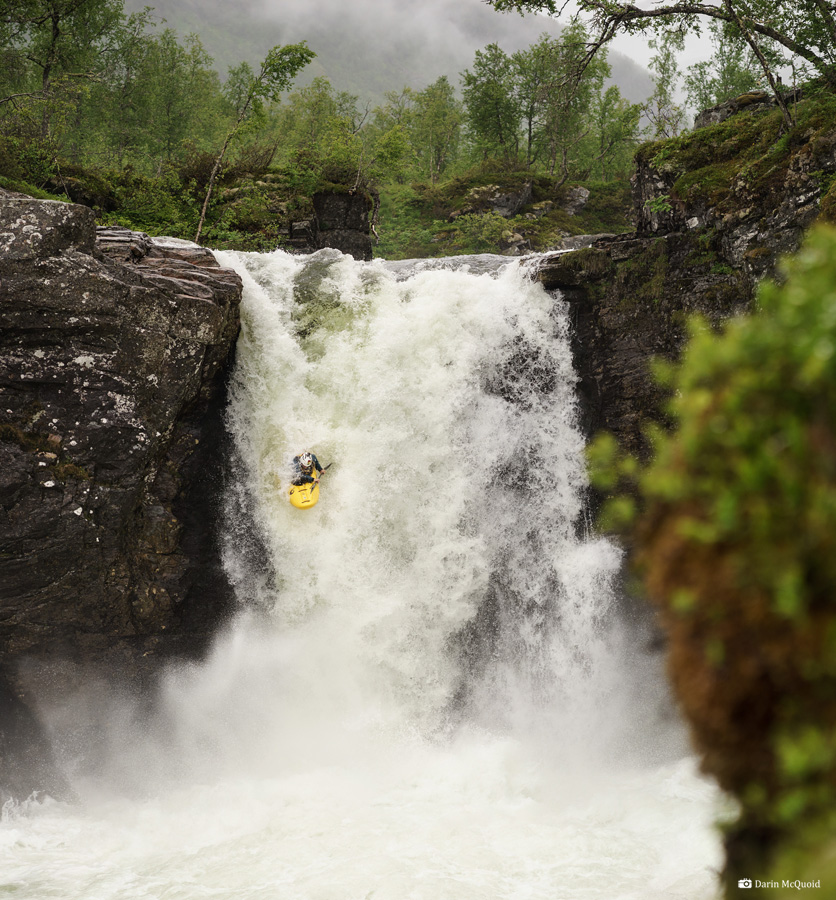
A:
[1,7,640,253]
[460,26,633,185]
[374,171,632,259]
[684,21,761,114]
[408,77,463,182]
[592,225,836,879]
[644,193,672,214]
[99,168,197,236]
[644,32,687,138]
[441,211,512,253]
[194,41,315,242]
[374,183,440,259]
[820,178,836,224]
[243,43,317,110]
[0,174,63,200]
[462,44,521,162]
[484,0,836,91]
[590,85,643,181]
[569,178,633,234]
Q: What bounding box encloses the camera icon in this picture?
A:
[738,879,753,889]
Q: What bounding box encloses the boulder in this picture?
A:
[456,181,534,219]
[560,185,590,216]
[693,88,804,131]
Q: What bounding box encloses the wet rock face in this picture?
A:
[0,665,72,804]
[630,141,830,279]
[311,190,374,260]
[0,197,242,724]
[537,234,751,456]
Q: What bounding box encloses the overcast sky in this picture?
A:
[127,0,722,103]
[246,0,658,98]
[248,0,713,84]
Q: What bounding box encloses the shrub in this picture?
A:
[590,226,836,889]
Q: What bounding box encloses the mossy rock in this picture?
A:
[637,89,836,219]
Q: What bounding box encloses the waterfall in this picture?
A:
[0,249,723,900]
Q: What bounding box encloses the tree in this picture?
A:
[270,76,372,189]
[79,13,165,169]
[461,28,630,182]
[684,21,761,113]
[0,0,163,187]
[409,76,462,182]
[510,36,555,167]
[141,31,223,168]
[644,32,688,138]
[536,23,611,182]
[276,76,361,158]
[719,0,795,127]
[368,88,416,181]
[1,0,128,129]
[461,43,521,161]
[589,85,642,180]
[194,41,315,244]
[486,0,836,100]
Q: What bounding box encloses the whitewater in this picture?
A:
[0,248,722,899]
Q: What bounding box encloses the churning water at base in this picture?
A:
[1,249,723,899]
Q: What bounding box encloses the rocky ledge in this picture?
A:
[535,94,836,455]
[0,193,242,800]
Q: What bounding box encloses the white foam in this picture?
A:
[0,248,723,900]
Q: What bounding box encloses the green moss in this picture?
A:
[53,462,91,481]
[610,239,669,307]
[566,246,616,277]
[744,245,772,260]
[0,423,37,451]
[570,180,633,236]
[636,90,836,219]
[684,247,718,268]
[0,175,66,202]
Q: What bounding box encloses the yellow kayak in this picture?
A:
[288,478,320,510]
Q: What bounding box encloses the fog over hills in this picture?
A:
[125,0,653,104]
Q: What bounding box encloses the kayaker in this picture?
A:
[291,451,324,486]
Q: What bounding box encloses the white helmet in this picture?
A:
[300,452,313,468]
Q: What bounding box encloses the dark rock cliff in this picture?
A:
[536,233,751,455]
[0,193,243,800]
[312,190,374,260]
[535,96,836,455]
[282,190,374,260]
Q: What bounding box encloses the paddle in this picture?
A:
[314,462,332,484]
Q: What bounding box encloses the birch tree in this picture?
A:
[194,41,315,244]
